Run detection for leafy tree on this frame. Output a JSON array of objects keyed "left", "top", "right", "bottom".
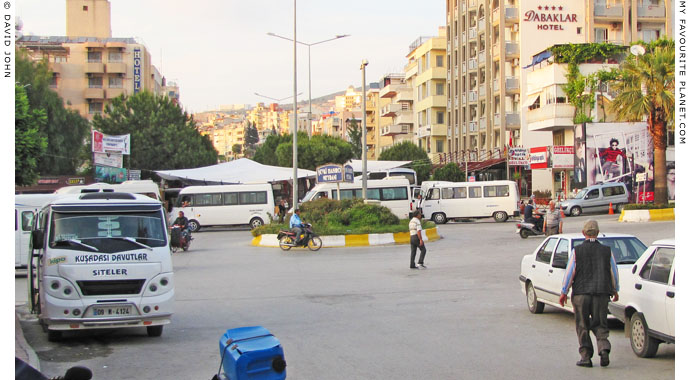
[
  {"left": 431, "top": 162, "right": 464, "bottom": 182},
  {"left": 609, "top": 37, "right": 674, "bottom": 205},
  {"left": 16, "top": 49, "right": 90, "bottom": 175},
  {"left": 253, "top": 133, "right": 292, "bottom": 166},
  {"left": 255, "top": 133, "right": 352, "bottom": 170},
  {"left": 15, "top": 84, "right": 48, "bottom": 186},
  {"left": 232, "top": 144, "right": 243, "bottom": 159},
  {"left": 92, "top": 91, "right": 218, "bottom": 175},
  {"left": 347, "top": 119, "right": 362, "bottom": 158},
  {"left": 378, "top": 141, "right": 432, "bottom": 182},
  {"left": 243, "top": 122, "right": 260, "bottom": 158}
]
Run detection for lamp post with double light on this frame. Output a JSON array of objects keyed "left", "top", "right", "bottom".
[{"left": 267, "top": 32, "right": 350, "bottom": 137}]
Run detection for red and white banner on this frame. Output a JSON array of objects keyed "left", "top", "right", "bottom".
[
  {"left": 92, "top": 131, "right": 131, "bottom": 155},
  {"left": 530, "top": 147, "right": 548, "bottom": 169},
  {"left": 551, "top": 145, "right": 574, "bottom": 169}
]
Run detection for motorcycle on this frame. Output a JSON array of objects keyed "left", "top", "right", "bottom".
[
  {"left": 16, "top": 357, "right": 92, "bottom": 380},
  {"left": 170, "top": 224, "right": 192, "bottom": 252},
  {"left": 516, "top": 215, "right": 545, "bottom": 239},
  {"left": 277, "top": 223, "right": 322, "bottom": 251}
]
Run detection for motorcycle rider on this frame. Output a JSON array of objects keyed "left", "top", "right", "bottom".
[
  {"left": 290, "top": 209, "right": 306, "bottom": 245},
  {"left": 524, "top": 198, "right": 543, "bottom": 232},
  {"left": 173, "top": 210, "right": 191, "bottom": 241}
]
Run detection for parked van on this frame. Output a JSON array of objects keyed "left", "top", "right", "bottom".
[
  {"left": 15, "top": 194, "right": 61, "bottom": 269},
  {"left": 559, "top": 182, "right": 629, "bottom": 216},
  {"left": 300, "top": 178, "right": 413, "bottom": 219},
  {"left": 170, "top": 183, "right": 274, "bottom": 231},
  {"left": 28, "top": 192, "right": 173, "bottom": 341},
  {"left": 55, "top": 180, "right": 162, "bottom": 202},
  {"left": 420, "top": 180, "right": 520, "bottom": 223}
]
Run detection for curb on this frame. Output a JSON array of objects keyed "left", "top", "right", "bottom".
[
  {"left": 15, "top": 312, "right": 41, "bottom": 371},
  {"left": 251, "top": 227, "right": 442, "bottom": 248},
  {"left": 618, "top": 208, "right": 675, "bottom": 222}
]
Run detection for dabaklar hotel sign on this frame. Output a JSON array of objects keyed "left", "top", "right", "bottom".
[{"left": 523, "top": 4, "right": 577, "bottom": 31}]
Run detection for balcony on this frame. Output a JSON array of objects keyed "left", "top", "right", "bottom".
[
  {"left": 527, "top": 103, "right": 577, "bottom": 131},
  {"left": 479, "top": 117, "right": 487, "bottom": 130},
  {"left": 418, "top": 95, "right": 447, "bottom": 110},
  {"left": 417, "top": 124, "right": 447, "bottom": 138},
  {"left": 493, "top": 112, "right": 520, "bottom": 129},
  {"left": 469, "top": 27, "right": 477, "bottom": 40},
  {"left": 85, "top": 62, "right": 104, "bottom": 73},
  {"left": 462, "top": 93, "right": 466, "bottom": 105},
  {"left": 637, "top": 5, "right": 665, "bottom": 18},
  {"left": 468, "top": 58, "right": 478, "bottom": 70},
  {"left": 468, "top": 90, "right": 478, "bottom": 102},
  {"left": 478, "top": 18, "right": 485, "bottom": 32},
  {"left": 84, "top": 88, "right": 104, "bottom": 99},
  {"left": 479, "top": 85, "right": 486, "bottom": 97},
  {"left": 462, "top": 31, "right": 466, "bottom": 43},
  {"left": 106, "top": 88, "right": 125, "bottom": 98},
  {"left": 469, "top": 121, "right": 478, "bottom": 133},
  {"left": 462, "top": 123, "right": 467, "bottom": 134},
  {"left": 505, "top": 7, "right": 519, "bottom": 23},
  {"left": 366, "top": 100, "right": 376, "bottom": 110},
  {"left": 381, "top": 124, "right": 411, "bottom": 136},
  {"left": 394, "top": 111, "right": 414, "bottom": 125},
  {"left": 505, "top": 42, "right": 519, "bottom": 58},
  {"left": 379, "top": 82, "right": 405, "bottom": 98},
  {"left": 106, "top": 62, "right": 127, "bottom": 74},
  {"left": 462, "top": 62, "right": 466, "bottom": 74},
  {"left": 506, "top": 77, "right": 520, "bottom": 93},
  {"left": 594, "top": 5, "right": 624, "bottom": 18},
  {"left": 380, "top": 103, "right": 399, "bottom": 117},
  {"left": 478, "top": 51, "right": 485, "bottom": 65}
]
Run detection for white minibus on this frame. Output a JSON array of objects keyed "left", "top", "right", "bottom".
[
  {"left": 420, "top": 180, "right": 520, "bottom": 223},
  {"left": 28, "top": 192, "right": 174, "bottom": 341},
  {"left": 300, "top": 178, "right": 414, "bottom": 219},
  {"left": 354, "top": 168, "right": 418, "bottom": 185},
  {"left": 55, "top": 180, "right": 162, "bottom": 202},
  {"left": 15, "top": 194, "right": 61, "bottom": 269},
  {"left": 170, "top": 183, "right": 274, "bottom": 231}
]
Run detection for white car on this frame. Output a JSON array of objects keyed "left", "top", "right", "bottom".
[
  {"left": 608, "top": 238, "right": 675, "bottom": 358},
  {"left": 519, "top": 233, "right": 647, "bottom": 315}
]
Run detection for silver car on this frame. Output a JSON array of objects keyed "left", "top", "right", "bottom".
[{"left": 560, "top": 183, "right": 629, "bottom": 216}]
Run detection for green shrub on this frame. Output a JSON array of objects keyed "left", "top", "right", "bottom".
[{"left": 621, "top": 203, "right": 675, "bottom": 210}]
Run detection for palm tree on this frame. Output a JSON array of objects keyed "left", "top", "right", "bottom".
[{"left": 609, "top": 38, "right": 674, "bottom": 205}]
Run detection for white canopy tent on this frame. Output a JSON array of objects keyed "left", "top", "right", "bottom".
[
  {"left": 155, "top": 158, "right": 316, "bottom": 184},
  {"left": 346, "top": 159, "right": 411, "bottom": 172}
]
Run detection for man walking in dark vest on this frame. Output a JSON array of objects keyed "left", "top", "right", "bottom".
[{"left": 559, "top": 220, "right": 620, "bottom": 367}]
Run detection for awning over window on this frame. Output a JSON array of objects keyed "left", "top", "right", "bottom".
[
  {"left": 523, "top": 50, "right": 552, "bottom": 69},
  {"left": 525, "top": 93, "right": 541, "bottom": 108}
]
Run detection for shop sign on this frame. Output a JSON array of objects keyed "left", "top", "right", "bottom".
[
  {"left": 343, "top": 165, "right": 354, "bottom": 183},
  {"left": 523, "top": 5, "right": 578, "bottom": 31},
  {"left": 67, "top": 178, "right": 86, "bottom": 185},
  {"left": 133, "top": 48, "right": 142, "bottom": 94},
  {"left": 551, "top": 146, "right": 574, "bottom": 169},
  {"left": 37, "top": 178, "right": 60, "bottom": 185},
  {"left": 127, "top": 170, "right": 141, "bottom": 181},
  {"left": 530, "top": 147, "right": 548, "bottom": 169},
  {"left": 508, "top": 148, "right": 529, "bottom": 166},
  {"left": 316, "top": 164, "right": 344, "bottom": 183},
  {"left": 94, "top": 152, "right": 123, "bottom": 168},
  {"left": 468, "top": 176, "right": 476, "bottom": 182}
]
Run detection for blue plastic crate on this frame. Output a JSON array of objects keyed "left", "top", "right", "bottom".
[{"left": 218, "top": 326, "right": 286, "bottom": 380}]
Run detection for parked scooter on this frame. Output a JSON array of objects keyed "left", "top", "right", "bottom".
[
  {"left": 16, "top": 357, "right": 92, "bottom": 380},
  {"left": 170, "top": 225, "right": 191, "bottom": 252},
  {"left": 516, "top": 215, "right": 545, "bottom": 239},
  {"left": 277, "top": 223, "right": 322, "bottom": 251}
]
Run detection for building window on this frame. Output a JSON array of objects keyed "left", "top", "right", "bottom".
[
  {"left": 108, "top": 51, "right": 122, "bottom": 62},
  {"left": 89, "top": 102, "right": 103, "bottom": 114},
  {"left": 88, "top": 76, "right": 103, "bottom": 88},
  {"left": 87, "top": 51, "right": 102, "bottom": 63},
  {"left": 436, "top": 54, "right": 444, "bottom": 67},
  {"left": 436, "top": 83, "right": 444, "bottom": 96},
  {"left": 553, "top": 130, "right": 565, "bottom": 146},
  {"left": 594, "top": 28, "right": 608, "bottom": 43},
  {"left": 437, "top": 112, "right": 444, "bottom": 124},
  {"left": 50, "top": 73, "right": 58, "bottom": 88},
  {"left": 577, "top": 27, "right": 582, "bottom": 34},
  {"left": 54, "top": 56, "right": 67, "bottom": 63},
  {"left": 109, "top": 76, "right": 123, "bottom": 88},
  {"left": 641, "top": 29, "right": 661, "bottom": 43},
  {"left": 83, "top": 5, "right": 88, "bottom": 11},
  {"left": 436, "top": 140, "right": 444, "bottom": 153}
]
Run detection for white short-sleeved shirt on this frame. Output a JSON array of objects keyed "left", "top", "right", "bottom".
[{"left": 409, "top": 217, "right": 422, "bottom": 236}]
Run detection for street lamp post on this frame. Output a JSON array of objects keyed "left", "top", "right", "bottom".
[
  {"left": 254, "top": 92, "right": 303, "bottom": 103},
  {"left": 267, "top": 32, "right": 350, "bottom": 138},
  {"left": 292, "top": 0, "right": 298, "bottom": 212},
  {"left": 360, "top": 59, "right": 368, "bottom": 200}
]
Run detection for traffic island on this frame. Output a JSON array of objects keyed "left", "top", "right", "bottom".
[
  {"left": 618, "top": 208, "right": 675, "bottom": 222},
  {"left": 251, "top": 227, "right": 441, "bottom": 248}
]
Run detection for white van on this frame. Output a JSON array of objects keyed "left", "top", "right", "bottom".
[
  {"left": 28, "top": 192, "right": 174, "bottom": 341},
  {"left": 170, "top": 183, "right": 274, "bottom": 231},
  {"left": 55, "top": 180, "right": 162, "bottom": 202},
  {"left": 355, "top": 168, "right": 418, "bottom": 185},
  {"left": 15, "top": 194, "right": 62, "bottom": 269},
  {"left": 301, "top": 178, "right": 414, "bottom": 219},
  {"left": 420, "top": 180, "right": 520, "bottom": 223}
]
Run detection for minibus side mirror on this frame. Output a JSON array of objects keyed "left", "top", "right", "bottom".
[{"left": 31, "top": 230, "right": 45, "bottom": 250}]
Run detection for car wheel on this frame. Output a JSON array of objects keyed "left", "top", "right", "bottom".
[
  {"left": 519, "top": 229, "right": 530, "bottom": 239},
  {"left": 308, "top": 237, "right": 322, "bottom": 251},
  {"left": 188, "top": 219, "right": 200, "bottom": 232},
  {"left": 147, "top": 325, "right": 164, "bottom": 337},
  {"left": 47, "top": 330, "right": 62, "bottom": 342},
  {"left": 250, "top": 217, "right": 264, "bottom": 229},
  {"left": 526, "top": 282, "right": 544, "bottom": 314},
  {"left": 432, "top": 213, "right": 447, "bottom": 224},
  {"left": 493, "top": 211, "right": 508, "bottom": 223},
  {"left": 570, "top": 206, "right": 582, "bottom": 217},
  {"left": 279, "top": 236, "right": 293, "bottom": 251},
  {"left": 630, "top": 312, "right": 660, "bottom": 358}
]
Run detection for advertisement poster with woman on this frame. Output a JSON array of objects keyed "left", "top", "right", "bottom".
[{"left": 585, "top": 122, "right": 653, "bottom": 202}]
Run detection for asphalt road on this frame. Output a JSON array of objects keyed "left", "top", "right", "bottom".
[{"left": 16, "top": 214, "right": 675, "bottom": 379}]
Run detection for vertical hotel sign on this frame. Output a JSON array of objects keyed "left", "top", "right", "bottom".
[{"left": 133, "top": 48, "right": 142, "bottom": 94}]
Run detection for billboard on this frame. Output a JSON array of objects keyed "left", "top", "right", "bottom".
[
  {"left": 509, "top": 148, "right": 530, "bottom": 166},
  {"left": 550, "top": 146, "right": 574, "bottom": 169},
  {"left": 529, "top": 147, "right": 548, "bottom": 169},
  {"left": 95, "top": 166, "right": 128, "bottom": 183},
  {"left": 94, "top": 152, "right": 123, "bottom": 168},
  {"left": 93, "top": 131, "right": 131, "bottom": 155}
]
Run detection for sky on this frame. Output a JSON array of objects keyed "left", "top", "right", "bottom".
[{"left": 15, "top": 0, "right": 447, "bottom": 113}]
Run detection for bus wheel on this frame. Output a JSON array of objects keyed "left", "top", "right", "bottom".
[
  {"left": 188, "top": 219, "right": 200, "bottom": 232},
  {"left": 147, "top": 325, "right": 163, "bottom": 337},
  {"left": 432, "top": 213, "right": 447, "bottom": 224},
  {"left": 493, "top": 211, "right": 508, "bottom": 223},
  {"left": 250, "top": 217, "right": 264, "bottom": 229}
]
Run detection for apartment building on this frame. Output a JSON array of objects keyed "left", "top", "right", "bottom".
[
  {"left": 365, "top": 87, "right": 388, "bottom": 160},
  {"left": 378, "top": 73, "right": 414, "bottom": 152},
  {"left": 406, "top": 28, "right": 448, "bottom": 162},
  {"left": 16, "top": 0, "right": 169, "bottom": 121},
  {"left": 334, "top": 86, "right": 363, "bottom": 111}
]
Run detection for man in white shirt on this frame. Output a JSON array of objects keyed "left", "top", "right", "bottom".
[{"left": 409, "top": 210, "right": 426, "bottom": 269}]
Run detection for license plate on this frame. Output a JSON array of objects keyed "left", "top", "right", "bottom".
[{"left": 92, "top": 305, "right": 132, "bottom": 317}]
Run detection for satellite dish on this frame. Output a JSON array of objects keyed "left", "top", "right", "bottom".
[{"left": 630, "top": 45, "right": 646, "bottom": 56}]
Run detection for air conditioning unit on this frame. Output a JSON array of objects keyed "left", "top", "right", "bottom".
[
  {"left": 637, "top": 22, "right": 642, "bottom": 31},
  {"left": 513, "top": 130, "right": 520, "bottom": 138},
  {"left": 513, "top": 94, "right": 520, "bottom": 103},
  {"left": 118, "top": 73, "right": 125, "bottom": 77},
  {"left": 512, "top": 24, "right": 519, "bottom": 33},
  {"left": 511, "top": 58, "right": 519, "bottom": 67},
  {"left": 611, "top": 22, "right": 620, "bottom": 30},
  {"left": 87, "top": 73, "right": 93, "bottom": 78}
]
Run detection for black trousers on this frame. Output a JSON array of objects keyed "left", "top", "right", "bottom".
[
  {"left": 410, "top": 235, "right": 426, "bottom": 267},
  {"left": 572, "top": 294, "right": 611, "bottom": 359}
]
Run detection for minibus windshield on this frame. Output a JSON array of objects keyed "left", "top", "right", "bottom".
[{"left": 50, "top": 211, "right": 167, "bottom": 252}]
